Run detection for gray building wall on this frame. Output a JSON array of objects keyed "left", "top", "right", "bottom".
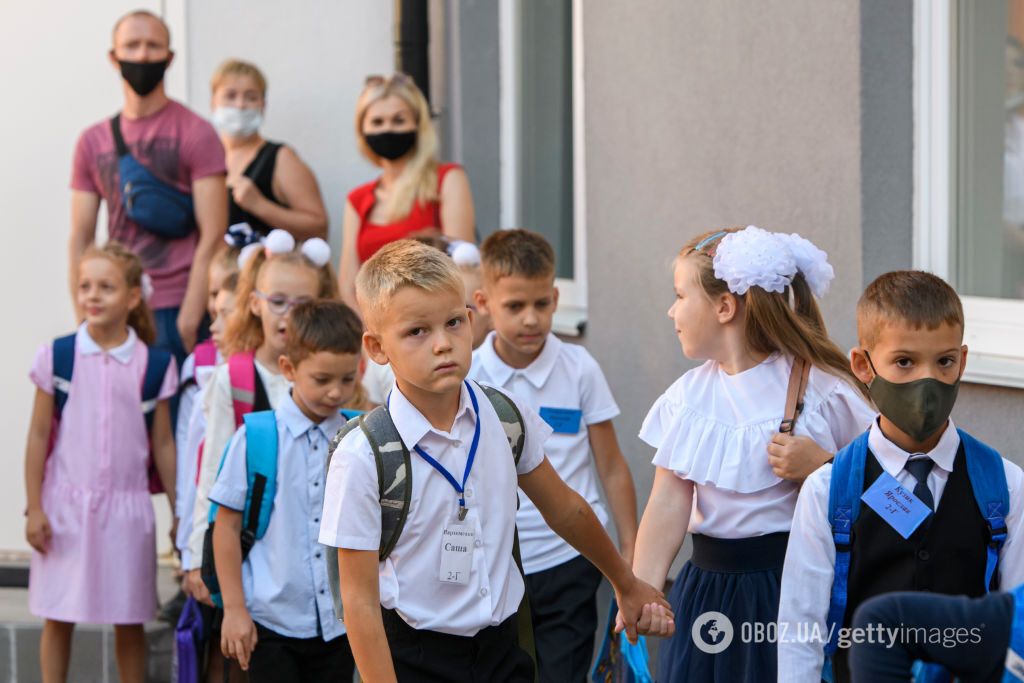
[
  {"left": 580, "top": 0, "right": 1022, "bottom": 507},
  {"left": 582, "top": 0, "right": 864, "bottom": 503},
  {"left": 440, "top": 0, "right": 501, "bottom": 238}
]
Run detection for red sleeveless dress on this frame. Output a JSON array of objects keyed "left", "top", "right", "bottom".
[{"left": 351, "top": 162, "right": 460, "bottom": 263}]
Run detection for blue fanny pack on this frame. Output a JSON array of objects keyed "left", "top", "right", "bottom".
[{"left": 111, "top": 114, "right": 195, "bottom": 240}]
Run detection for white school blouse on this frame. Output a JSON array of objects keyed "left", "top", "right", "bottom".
[
  {"left": 777, "top": 419, "right": 1024, "bottom": 681},
  {"left": 187, "top": 359, "right": 291, "bottom": 561},
  {"left": 469, "top": 332, "right": 620, "bottom": 574},
  {"left": 318, "top": 381, "right": 552, "bottom": 637},
  {"left": 639, "top": 353, "right": 874, "bottom": 538}
]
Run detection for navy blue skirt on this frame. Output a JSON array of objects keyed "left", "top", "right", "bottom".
[{"left": 656, "top": 532, "right": 789, "bottom": 683}]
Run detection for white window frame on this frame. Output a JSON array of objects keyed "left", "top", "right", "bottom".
[
  {"left": 499, "top": 0, "right": 588, "bottom": 336},
  {"left": 914, "top": 0, "right": 1024, "bottom": 389}
]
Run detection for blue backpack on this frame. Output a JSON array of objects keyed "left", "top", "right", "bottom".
[
  {"left": 200, "top": 409, "right": 363, "bottom": 607},
  {"left": 110, "top": 114, "right": 195, "bottom": 240},
  {"left": 51, "top": 332, "right": 172, "bottom": 494},
  {"left": 822, "top": 429, "right": 1010, "bottom": 682},
  {"left": 1004, "top": 584, "right": 1024, "bottom": 682}
]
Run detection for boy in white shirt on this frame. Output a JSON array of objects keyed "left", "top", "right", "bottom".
[
  {"left": 212, "top": 301, "right": 363, "bottom": 681},
  {"left": 469, "top": 229, "right": 638, "bottom": 682},
  {"left": 777, "top": 271, "right": 1024, "bottom": 682},
  {"left": 319, "top": 240, "right": 670, "bottom": 683}
]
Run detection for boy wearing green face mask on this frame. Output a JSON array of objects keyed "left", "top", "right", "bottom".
[{"left": 777, "top": 270, "right": 1024, "bottom": 683}]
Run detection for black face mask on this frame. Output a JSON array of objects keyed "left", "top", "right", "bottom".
[
  {"left": 118, "top": 59, "right": 170, "bottom": 96},
  {"left": 865, "top": 352, "right": 960, "bottom": 443},
  {"left": 365, "top": 130, "right": 417, "bottom": 161}
]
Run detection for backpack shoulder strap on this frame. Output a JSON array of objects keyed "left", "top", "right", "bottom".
[
  {"left": 477, "top": 383, "right": 526, "bottom": 465},
  {"left": 823, "top": 429, "right": 871, "bottom": 663},
  {"left": 358, "top": 406, "right": 412, "bottom": 561},
  {"left": 52, "top": 334, "right": 77, "bottom": 416},
  {"left": 193, "top": 339, "right": 218, "bottom": 368},
  {"left": 141, "top": 346, "right": 172, "bottom": 431},
  {"left": 323, "top": 413, "right": 366, "bottom": 624},
  {"left": 242, "top": 410, "right": 279, "bottom": 542},
  {"left": 475, "top": 382, "right": 536, "bottom": 673},
  {"left": 960, "top": 429, "right": 1010, "bottom": 592},
  {"left": 110, "top": 114, "right": 129, "bottom": 158},
  {"left": 228, "top": 351, "right": 256, "bottom": 428}
]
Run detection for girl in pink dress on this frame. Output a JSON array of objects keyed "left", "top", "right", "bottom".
[{"left": 24, "top": 243, "right": 178, "bottom": 683}]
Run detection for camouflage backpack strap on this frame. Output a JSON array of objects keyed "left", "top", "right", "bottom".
[
  {"left": 478, "top": 384, "right": 526, "bottom": 465},
  {"left": 323, "top": 407, "right": 412, "bottom": 623},
  {"left": 324, "top": 415, "right": 365, "bottom": 623},
  {"left": 477, "top": 384, "right": 536, "bottom": 679}
]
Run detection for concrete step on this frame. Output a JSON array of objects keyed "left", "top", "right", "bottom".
[{"left": 0, "top": 565, "right": 180, "bottom": 683}]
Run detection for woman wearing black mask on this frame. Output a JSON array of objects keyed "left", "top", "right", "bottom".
[{"left": 337, "top": 73, "right": 476, "bottom": 309}]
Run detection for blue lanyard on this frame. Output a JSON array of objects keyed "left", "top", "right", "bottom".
[{"left": 388, "top": 381, "right": 482, "bottom": 520}]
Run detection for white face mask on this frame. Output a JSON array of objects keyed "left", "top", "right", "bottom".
[{"left": 212, "top": 106, "right": 263, "bottom": 138}]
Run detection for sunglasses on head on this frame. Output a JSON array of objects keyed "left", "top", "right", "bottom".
[{"left": 364, "top": 72, "right": 413, "bottom": 89}]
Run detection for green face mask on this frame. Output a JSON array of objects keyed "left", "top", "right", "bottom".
[{"left": 864, "top": 352, "right": 960, "bottom": 443}]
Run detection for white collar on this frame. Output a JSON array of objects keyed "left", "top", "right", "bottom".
[
  {"left": 868, "top": 417, "right": 961, "bottom": 476},
  {"left": 75, "top": 323, "right": 137, "bottom": 365},
  {"left": 277, "top": 391, "right": 348, "bottom": 441},
  {"left": 388, "top": 381, "right": 477, "bottom": 449},
  {"left": 476, "top": 331, "right": 561, "bottom": 389}
]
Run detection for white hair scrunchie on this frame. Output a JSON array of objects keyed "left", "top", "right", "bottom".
[
  {"left": 448, "top": 240, "right": 481, "bottom": 267},
  {"left": 264, "top": 229, "right": 296, "bottom": 256},
  {"left": 711, "top": 225, "right": 833, "bottom": 297},
  {"left": 300, "top": 238, "right": 332, "bottom": 268},
  {"left": 238, "top": 242, "right": 264, "bottom": 269}
]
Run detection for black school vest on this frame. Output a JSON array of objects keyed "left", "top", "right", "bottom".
[{"left": 833, "top": 444, "right": 993, "bottom": 682}]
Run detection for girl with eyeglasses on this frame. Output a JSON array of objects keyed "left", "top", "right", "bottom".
[{"left": 185, "top": 231, "right": 339, "bottom": 625}]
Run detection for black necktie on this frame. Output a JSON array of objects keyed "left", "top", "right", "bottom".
[{"left": 905, "top": 458, "right": 935, "bottom": 511}]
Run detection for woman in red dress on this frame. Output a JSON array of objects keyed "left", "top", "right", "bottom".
[{"left": 337, "top": 73, "right": 476, "bottom": 308}]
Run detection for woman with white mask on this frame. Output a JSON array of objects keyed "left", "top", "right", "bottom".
[{"left": 210, "top": 59, "right": 327, "bottom": 239}]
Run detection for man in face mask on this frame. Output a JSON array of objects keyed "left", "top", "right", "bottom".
[
  {"left": 69, "top": 10, "right": 227, "bottom": 367},
  {"left": 778, "top": 270, "right": 1024, "bottom": 683}
]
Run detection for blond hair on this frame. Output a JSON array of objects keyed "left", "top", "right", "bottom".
[
  {"left": 355, "top": 74, "right": 438, "bottom": 222},
  {"left": 857, "top": 271, "right": 964, "bottom": 348},
  {"left": 81, "top": 242, "right": 156, "bottom": 345},
  {"left": 681, "top": 228, "right": 868, "bottom": 399},
  {"left": 224, "top": 248, "right": 340, "bottom": 356},
  {"left": 356, "top": 239, "right": 464, "bottom": 326},
  {"left": 210, "top": 59, "right": 267, "bottom": 98}
]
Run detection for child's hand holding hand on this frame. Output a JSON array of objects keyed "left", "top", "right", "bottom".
[
  {"left": 616, "top": 603, "right": 676, "bottom": 639},
  {"left": 184, "top": 568, "right": 214, "bottom": 606},
  {"left": 767, "top": 433, "right": 832, "bottom": 482},
  {"left": 25, "top": 508, "right": 51, "bottom": 554},
  {"left": 221, "top": 606, "right": 258, "bottom": 671},
  {"left": 613, "top": 575, "right": 672, "bottom": 644}
]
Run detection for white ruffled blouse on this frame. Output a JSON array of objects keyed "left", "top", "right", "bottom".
[{"left": 639, "top": 353, "right": 875, "bottom": 538}]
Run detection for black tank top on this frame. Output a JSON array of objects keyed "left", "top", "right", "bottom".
[{"left": 228, "top": 141, "right": 283, "bottom": 236}]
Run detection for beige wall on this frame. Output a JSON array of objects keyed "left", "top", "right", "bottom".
[
  {"left": 581, "top": 1, "right": 864, "bottom": 505},
  {"left": 0, "top": 1, "right": 392, "bottom": 553},
  {"left": 0, "top": 0, "right": 163, "bottom": 553}
]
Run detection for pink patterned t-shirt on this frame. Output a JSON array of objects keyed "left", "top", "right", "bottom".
[{"left": 71, "top": 100, "right": 226, "bottom": 310}]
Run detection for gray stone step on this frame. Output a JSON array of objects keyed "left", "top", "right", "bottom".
[{"left": 0, "top": 565, "right": 180, "bottom": 683}]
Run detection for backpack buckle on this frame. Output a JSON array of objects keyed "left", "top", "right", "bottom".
[{"left": 779, "top": 419, "right": 795, "bottom": 434}]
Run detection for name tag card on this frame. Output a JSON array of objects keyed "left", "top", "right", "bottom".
[
  {"left": 439, "top": 515, "right": 475, "bottom": 585},
  {"left": 861, "top": 471, "right": 932, "bottom": 539},
  {"left": 539, "top": 407, "right": 583, "bottom": 434}
]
